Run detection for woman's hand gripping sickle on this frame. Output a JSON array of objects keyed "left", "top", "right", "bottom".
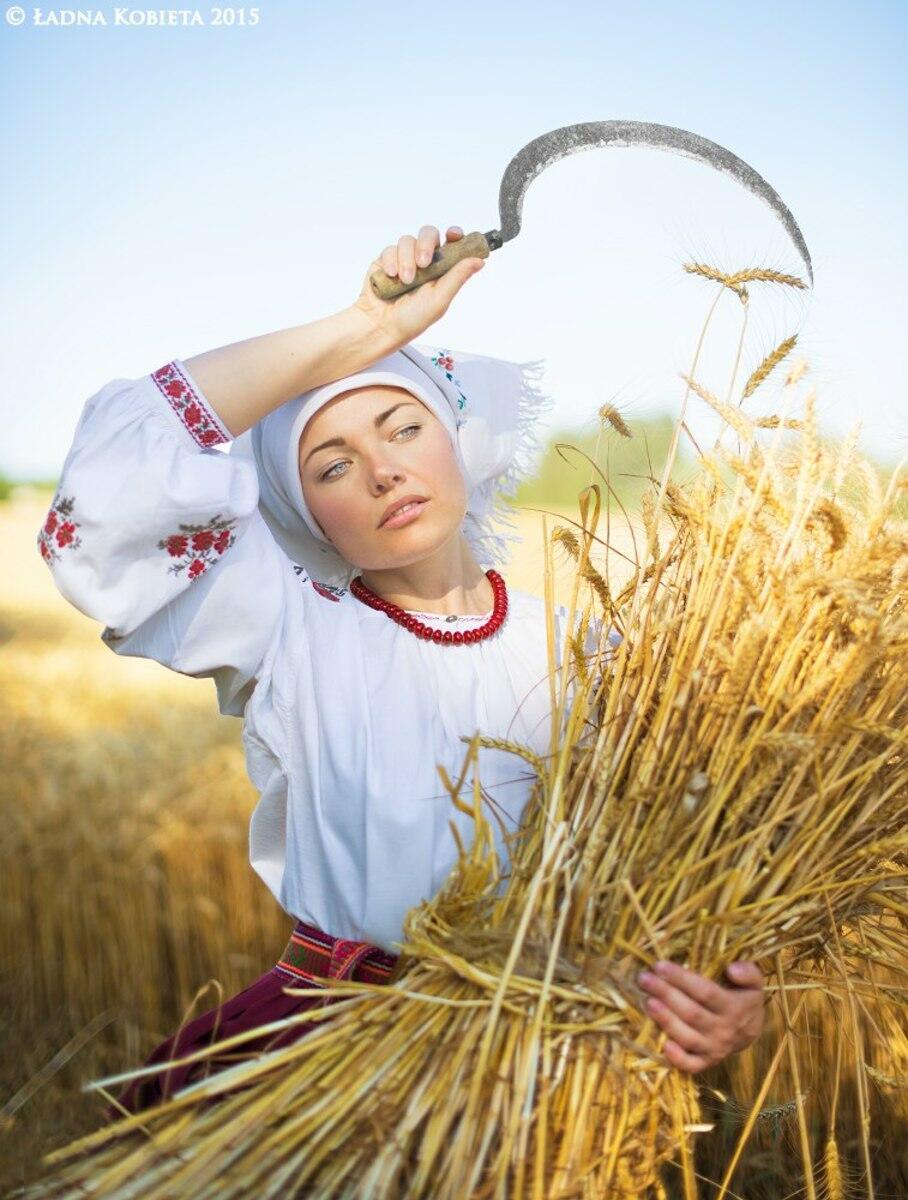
[
  {"left": 637, "top": 959, "right": 766, "bottom": 1073},
  {"left": 351, "top": 224, "right": 486, "bottom": 355}
]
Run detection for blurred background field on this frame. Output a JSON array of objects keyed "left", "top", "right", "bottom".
[{"left": 1, "top": 417, "right": 905, "bottom": 1196}]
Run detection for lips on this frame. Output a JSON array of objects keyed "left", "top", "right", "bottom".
[{"left": 379, "top": 494, "right": 430, "bottom": 527}]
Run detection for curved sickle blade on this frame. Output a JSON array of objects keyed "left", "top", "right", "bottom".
[{"left": 486, "top": 120, "right": 813, "bottom": 286}]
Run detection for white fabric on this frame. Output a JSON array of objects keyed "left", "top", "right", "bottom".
[{"left": 40, "top": 361, "right": 600, "bottom": 953}]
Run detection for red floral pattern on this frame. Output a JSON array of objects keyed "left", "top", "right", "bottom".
[
  {"left": 151, "top": 361, "right": 230, "bottom": 449},
  {"left": 430, "top": 347, "right": 468, "bottom": 411},
  {"left": 291, "top": 564, "right": 347, "bottom": 602},
  {"left": 311, "top": 579, "right": 342, "bottom": 602},
  {"left": 158, "top": 514, "right": 238, "bottom": 579},
  {"left": 37, "top": 494, "right": 82, "bottom": 564}
]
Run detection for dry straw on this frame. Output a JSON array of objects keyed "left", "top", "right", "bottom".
[{"left": 17, "top": 265, "right": 908, "bottom": 1200}]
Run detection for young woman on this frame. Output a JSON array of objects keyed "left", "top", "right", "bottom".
[{"left": 39, "top": 224, "right": 766, "bottom": 1116}]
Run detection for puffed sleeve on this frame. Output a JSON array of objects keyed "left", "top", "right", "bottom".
[{"left": 37, "top": 359, "right": 290, "bottom": 717}]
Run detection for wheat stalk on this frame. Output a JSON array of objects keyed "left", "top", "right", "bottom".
[{"left": 19, "top": 281, "right": 907, "bottom": 1200}]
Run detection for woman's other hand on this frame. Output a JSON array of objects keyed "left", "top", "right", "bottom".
[
  {"left": 351, "top": 225, "right": 486, "bottom": 353},
  {"left": 636, "top": 959, "right": 766, "bottom": 1073}
]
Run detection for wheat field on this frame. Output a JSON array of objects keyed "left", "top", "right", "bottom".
[
  {"left": 4, "top": 254, "right": 907, "bottom": 1196},
  {"left": 2, "top": 482, "right": 905, "bottom": 1197}
]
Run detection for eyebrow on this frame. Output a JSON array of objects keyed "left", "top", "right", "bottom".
[{"left": 302, "top": 401, "right": 419, "bottom": 467}]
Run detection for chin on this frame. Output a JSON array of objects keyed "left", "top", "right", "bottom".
[{"left": 346, "top": 518, "right": 462, "bottom": 572}]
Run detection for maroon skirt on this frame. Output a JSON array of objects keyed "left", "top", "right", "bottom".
[{"left": 107, "top": 919, "right": 400, "bottom": 1120}]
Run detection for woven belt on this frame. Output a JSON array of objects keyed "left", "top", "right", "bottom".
[{"left": 275, "top": 918, "right": 399, "bottom": 987}]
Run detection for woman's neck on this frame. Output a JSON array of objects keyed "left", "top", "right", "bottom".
[{"left": 357, "top": 534, "right": 495, "bottom": 616}]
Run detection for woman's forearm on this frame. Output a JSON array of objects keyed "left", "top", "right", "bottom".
[{"left": 182, "top": 305, "right": 395, "bottom": 439}]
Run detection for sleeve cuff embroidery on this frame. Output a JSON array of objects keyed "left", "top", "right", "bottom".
[{"left": 151, "top": 360, "right": 232, "bottom": 448}]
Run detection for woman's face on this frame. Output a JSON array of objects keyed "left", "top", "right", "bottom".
[{"left": 297, "top": 385, "right": 468, "bottom": 570}]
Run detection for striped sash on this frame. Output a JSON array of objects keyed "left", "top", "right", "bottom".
[{"left": 276, "top": 918, "right": 399, "bottom": 987}]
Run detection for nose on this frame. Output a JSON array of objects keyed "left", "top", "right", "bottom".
[{"left": 367, "top": 455, "right": 405, "bottom": 493}]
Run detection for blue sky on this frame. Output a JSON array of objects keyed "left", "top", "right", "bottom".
[{"left": 2, "top": 0, "right": 906, "bottom": 478}]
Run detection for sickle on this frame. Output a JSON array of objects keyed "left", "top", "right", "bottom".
[{"left": 370, "top": 119, "right": 813, "bottom": 300}]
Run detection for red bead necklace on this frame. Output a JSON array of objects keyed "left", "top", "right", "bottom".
[{"left": 349, "top": 568, "right": 508, "bottom": 644}]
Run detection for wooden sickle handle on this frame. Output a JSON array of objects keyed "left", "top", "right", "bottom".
[{"left": 369, "top": 231, "right": 491, "bottom": 301}]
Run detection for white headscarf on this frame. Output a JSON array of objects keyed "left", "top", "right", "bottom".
[{"left": 227, "top": 341, "right": 555, "bottom": 588}]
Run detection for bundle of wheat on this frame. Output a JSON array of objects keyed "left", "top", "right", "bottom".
[{"left": 18, "top": 276, "right": 907, "bottom": 1200}]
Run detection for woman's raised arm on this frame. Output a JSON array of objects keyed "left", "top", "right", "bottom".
[
  {"left": 182, "top": 225, "right": 485, "bottom": 439},
  {"left": 37, "top": 226, "right": 486, "bottom": 713},
  {"left": 182, "top": 306, "right": 394, "bottom": 441}
]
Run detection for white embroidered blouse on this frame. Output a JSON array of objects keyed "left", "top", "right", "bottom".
[{"left": 39, "top": 360, "right": 599, "bottom": 954}]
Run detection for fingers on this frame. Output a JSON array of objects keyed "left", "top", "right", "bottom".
[
  {"left": 413, "top": 225, "right": 440, "bottom": 271},
  {"left": 642, "top": 991, "right": 713, "bottom": 1054},
  {"left": 637, "top": 960, "right": 766, "bottom": 1073},
  {"left": 396, "top": 234, "right": 418, "bottom": 284},
  {"left": 662, "top": 1040, "right": 712, "bottom": 1074},
  {"left": 640, "top": 961, "right": 727, "bottom": 1013},
  {"left": 725, "top": 961, "right": 764, "bottom": 989},
  {"left": 638, "top": 970, "right": 714, "bottom": 1033},
  {"left": 637, "top": 965, "right": 719, "bottom": 1069},
  {"left": 378, "top": 225, "right": 465, "bottom": 282}
]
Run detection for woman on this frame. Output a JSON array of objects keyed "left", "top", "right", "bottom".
[{"left": 39, "top": 224, "right": 765, "bottom": 1116}]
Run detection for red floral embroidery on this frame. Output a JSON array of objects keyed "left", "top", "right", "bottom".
[
  {"left": 311, "top": 579, "right": 342, "bottom": 602},
  {"left": 37, "top": 494, "right": 82, "bottom": 564},
  {"left": 151, "top": 361, "right": 230, "bottom": 449},
  {"left": 292, "top": 565, "right": 347, "bottom": 602},
  {"left": 158, "top": 513, "right": 238, "bottom": 579},
  {"left": 430, "top": 347, "right": 468, "bottom": 411}
]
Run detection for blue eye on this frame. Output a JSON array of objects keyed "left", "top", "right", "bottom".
[{"left": 318, "top": 424, "right": 421, "bottom": 481}]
